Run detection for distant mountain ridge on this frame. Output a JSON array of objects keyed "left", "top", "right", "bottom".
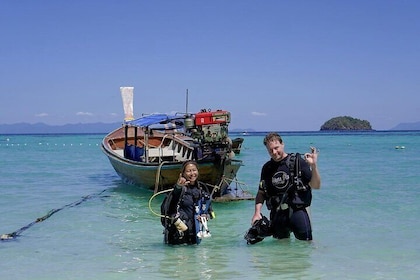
[
  {"left": 0, "top": 122, "right": 121, "bottom": 134},
  {"left": 390, "top": 121, "right": 420, "bottom": 131},
  {"left": 0, "top": 121, "right": 419, "bottom": 134}
]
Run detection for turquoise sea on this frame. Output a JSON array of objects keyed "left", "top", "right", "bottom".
[{"left": 1, "top": 131, "right": 419, "bottom": 279}]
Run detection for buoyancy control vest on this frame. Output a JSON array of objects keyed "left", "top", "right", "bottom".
[
  {"left": 161, "top": 182, "right": 213, "bottom": 244},
  {"left": 261, "top": 153, "right": 312, "bottom": 210}
]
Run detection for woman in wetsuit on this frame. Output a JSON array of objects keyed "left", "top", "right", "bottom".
[{"left": 162, "top": 160, "right": 213, "bottom": 245}]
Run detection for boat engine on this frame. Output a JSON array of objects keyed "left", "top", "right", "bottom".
[{"left": 189, "top": 109, "right": 234, "bottom": 160}]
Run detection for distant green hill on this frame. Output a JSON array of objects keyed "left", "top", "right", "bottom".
[{"left": 320, "top": 116, "right": 372, "bottom": 130}]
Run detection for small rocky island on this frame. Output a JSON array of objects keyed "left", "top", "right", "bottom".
[{"left": 320, "top": 116, "right": 373, "bottom": 130}]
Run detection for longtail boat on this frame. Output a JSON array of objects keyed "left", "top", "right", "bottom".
[{"left": 101, "top": 87, "right": 253, "bottom": 201}]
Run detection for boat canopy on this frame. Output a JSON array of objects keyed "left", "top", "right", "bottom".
[{"left": 125, "top": 113, "right": 185, "bottom": 128}]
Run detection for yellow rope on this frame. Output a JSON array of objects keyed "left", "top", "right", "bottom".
[{"left": 148, "top": 188, "right": 173, "bottom": 218}]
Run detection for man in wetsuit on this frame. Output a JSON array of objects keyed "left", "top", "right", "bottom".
[{"left": 250, "top": 132, "right": 321, "bottom": 241}]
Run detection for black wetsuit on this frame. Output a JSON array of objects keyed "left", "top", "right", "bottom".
[
  {"left": 257, "top": 154, "right": 313, "bottom": 240},
  {"left": 163, "top": 182, "right": 212, "bottom": 245}
]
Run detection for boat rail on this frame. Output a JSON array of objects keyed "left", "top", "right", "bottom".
[
  {"left": 147, "top": 134, "right": 194, "bottom": 162},
  {"left": 105, "top": 131, "right": 195, "bottom": 163}
]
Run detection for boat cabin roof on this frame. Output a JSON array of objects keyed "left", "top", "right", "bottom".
[{"left": 125, "top": 114, "right": 185, "bottom": 128}]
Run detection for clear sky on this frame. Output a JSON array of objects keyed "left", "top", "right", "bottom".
[{"left": 1, "top": 1, "right": 419, "bottom": 131}]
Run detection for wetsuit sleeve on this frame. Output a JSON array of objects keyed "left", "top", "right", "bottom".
[
  {"left": 166, "top": 184, "right": 184, "bottom": 214},
  {"left": 255, "top": 189, "right": 266, "bottom": 204},
  {"left": 255, "top": 162, "right": 270, "bottom": 205},
  {"left": 255, "top": 178, "right": 268, "bottom": 205},
  {"left": 172, "top": 183, "right": 183, "bottom": 197}
]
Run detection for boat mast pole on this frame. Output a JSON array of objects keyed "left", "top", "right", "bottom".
[{"left": 185, "top": 89, "right": 189, "bottom": 116}]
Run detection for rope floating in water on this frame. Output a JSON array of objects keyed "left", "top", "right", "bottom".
[{"left": 1, "top": 189, "right": 108, "bottom": 241}]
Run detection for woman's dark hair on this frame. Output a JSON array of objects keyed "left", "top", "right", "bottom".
[{"left": 181, "top": 160, "right": 199, "bottom": 174}]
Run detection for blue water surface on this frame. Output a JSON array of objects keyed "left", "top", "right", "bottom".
[{"left": 1, "top": 132, "right": 419, "bottom": 279}]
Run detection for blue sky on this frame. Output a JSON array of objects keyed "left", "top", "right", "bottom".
[{"left": 1, "top": 1, "right": 419, "bottom": 131}]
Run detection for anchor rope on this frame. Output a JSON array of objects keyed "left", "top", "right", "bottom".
[{"left": 1, "top": 189, "right": 108, "bottom": 241}]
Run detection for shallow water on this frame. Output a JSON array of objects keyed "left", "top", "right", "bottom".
[{"left": 1, "top": 132, "right": 419, "bottom": 279}]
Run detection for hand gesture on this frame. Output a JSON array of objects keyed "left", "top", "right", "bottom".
[
  {"left": 304, "top": 146, "right": 319, "bottom": 167},
  {"left": 177, "top": 173, "right": 190, "bottom": 186}
]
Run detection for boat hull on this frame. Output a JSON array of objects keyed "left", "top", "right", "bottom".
[{"left": 102, "top": 142, "right": 242, "bottom": 194}]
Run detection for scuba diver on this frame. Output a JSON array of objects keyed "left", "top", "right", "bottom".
[
  {"left": 245, "top": 132, "right": 321, "bottom": 244},
  {"left": 161, "top": 160, "right": 214, "bottom": 245}
]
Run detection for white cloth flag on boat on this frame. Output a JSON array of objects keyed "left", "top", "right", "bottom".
[{"left": 120, "top": 87, "right": 134, "bottom": 121}]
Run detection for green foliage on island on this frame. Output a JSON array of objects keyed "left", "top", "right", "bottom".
[{"left": 320, "top": 116, "right": 372, "bottom": 131}]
